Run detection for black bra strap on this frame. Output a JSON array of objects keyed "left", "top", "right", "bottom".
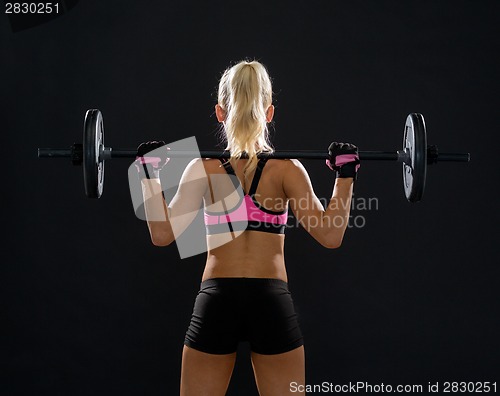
[
  {"left": 219, "top": 158, "right": 236, "bottom": 175},
  {"left": 218, "top": 157, "right": 268, "bottom": 195},
  {"left": 248, "top": 158, "right": 268, "bottom": 196},
  {"left": 218, "top": 158, "right": 240, "bottom": 191}
]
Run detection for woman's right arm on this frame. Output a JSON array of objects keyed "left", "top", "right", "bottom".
[
  {"left": 141, "top": 177, "right": 174, "bottom": 246},
  {"left": 283, "top": 159, "right": 354, "bottom": 248},
  {"left": 141, "top": 158, "right": 207, "bottom": 246}
]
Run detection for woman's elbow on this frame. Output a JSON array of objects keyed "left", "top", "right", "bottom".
[
  {"left": 318, "top": 231, "right": 344, "bottom": 249},
  {"left": 148, "top": 224, "right": 174, "bottom": 246},
  {"left": 151, "top": 233, "right": 174, "bottom": 247},
  {"left": 320, "top": 238, "right": 342, "bottom": 249}
]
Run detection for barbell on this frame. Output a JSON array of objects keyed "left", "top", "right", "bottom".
[{"left": 37, "top": 109, "right": 470, "bottom": 202}]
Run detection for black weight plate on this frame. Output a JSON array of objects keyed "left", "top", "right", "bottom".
[
  {"left": 83, "top": 109, "right": 105, "bottom": 198},
  {"left": 403, "top": 113, "right": 427, "bottom": 202}
]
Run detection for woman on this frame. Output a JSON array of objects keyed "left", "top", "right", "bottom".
[{"left": 136, "top": 60, "right": 359, "bottom": 396}]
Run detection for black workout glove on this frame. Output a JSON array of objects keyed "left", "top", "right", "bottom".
[
  {"left": 326, "top": 142, "right": 360, "bottom": 180},
  {"left": 135, "top": 140, "right": 170, "bottom": 180}
]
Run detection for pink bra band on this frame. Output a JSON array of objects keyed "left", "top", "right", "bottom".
[{"left": 204, "top": 195, "right": 287, "bottom": 226}]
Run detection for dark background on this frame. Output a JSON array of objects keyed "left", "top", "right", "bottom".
[{"left": 1, "top": 1, "right": 499, "bottom": 395}]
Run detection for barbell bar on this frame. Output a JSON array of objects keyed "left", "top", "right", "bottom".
[
  {"left": 36, "top": 148, "right": 469, "bottom": 162},
  {"left": 37, "top": 109, "right": 470, "bottom": 201}
]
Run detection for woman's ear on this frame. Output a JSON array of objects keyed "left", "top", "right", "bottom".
[
  {"left": 215, "top": 104, "right": 226, "bottom": 122},
  {"left": 266, "top": 105, "right": 275, "bottom": 123}
]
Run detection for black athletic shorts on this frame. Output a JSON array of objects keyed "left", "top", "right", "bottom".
[{"left": 184, "top": 277, "right": 304, "bottom": 355}]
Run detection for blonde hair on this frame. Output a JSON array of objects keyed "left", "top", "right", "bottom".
[{"left": 217, "top": 60, "right": 274, "bottom": 180}]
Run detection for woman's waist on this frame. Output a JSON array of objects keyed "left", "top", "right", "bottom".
[
  {"left": 203, "top": 255, "right": 287, "bottom": 282},
  {"left": 199, "top": 277, "right": 290, "bottom": 291}
]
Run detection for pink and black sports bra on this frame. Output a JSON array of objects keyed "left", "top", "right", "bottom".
[{"left": 204, "top": 158, "right": 288, "bottom": 235}]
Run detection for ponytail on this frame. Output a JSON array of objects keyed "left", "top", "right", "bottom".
[{"left": 217, "top": 60, "right": 274, "bottom": 180}]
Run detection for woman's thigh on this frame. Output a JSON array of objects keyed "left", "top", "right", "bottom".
[
  {"left": 251, "top": 346, "right": 305, "bottom": 396},
  {"left": 180, "top": 345, "right": 237, "bottom": 396}
]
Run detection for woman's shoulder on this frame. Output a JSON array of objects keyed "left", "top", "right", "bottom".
[
  {"left": 268, "top": 159, "right": 310, "bottom": 187},
  {"left": 262, "top": 159, "right": 308, "bottom": 187},
  {"left": 267, "top": 158, "right": 303, "bottom": 171},
  {"left": 199, "top": 158, "right": 223, "bottom": 171}
]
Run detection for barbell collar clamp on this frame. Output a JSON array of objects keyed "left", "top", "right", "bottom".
[
  {"left": 100, "top": 147, "right": 113, "bottom": 161},
  {"left": 71, "top": 144, "right": 83, "bottom": 166},
  {"left": 397, "top": 150, "right": 411, "bottom": 165}
]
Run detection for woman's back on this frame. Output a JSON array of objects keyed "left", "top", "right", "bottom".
[{"left": 202, "top": 158, "right": 290, "bottom": 282}]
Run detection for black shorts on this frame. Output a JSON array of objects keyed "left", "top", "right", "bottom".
[{"left": 184, "top": 277, "right": 304, "bottom": 355}]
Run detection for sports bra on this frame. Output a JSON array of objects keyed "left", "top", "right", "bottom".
[{"left": 204, "top": 158, "right": 288, "bottom": 235}]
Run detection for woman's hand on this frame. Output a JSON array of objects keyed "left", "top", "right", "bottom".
[
  {"left": 326, "top": 142, "right": 360, "bottom": 180},
  {"left": 135, "top": 140, "right": 170, "bottom": 180}
]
